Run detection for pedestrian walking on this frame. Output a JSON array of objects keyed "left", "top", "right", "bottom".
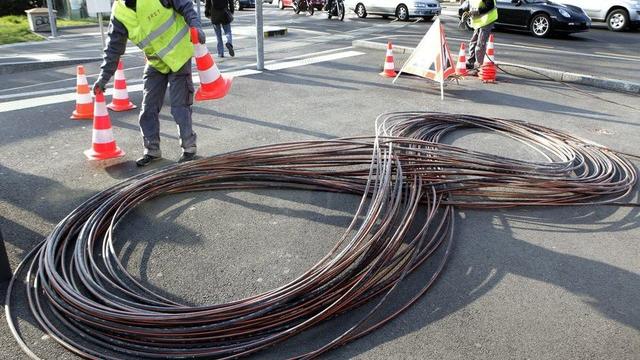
[
  {"left": 205, "top": 0, "right": 235, "bottom": 58},
  {"left": 461, "top": 0, "right": 498, "bottom": 72},
  {"left": 93, "top": 0, "right": 206, "bottom": 167}
]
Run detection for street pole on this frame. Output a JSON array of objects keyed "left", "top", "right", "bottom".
[
  {"left": 255, "top": 0, "right": 264, "bottom": 70},
  {"left": 46, "top": 0, "right": 58, "bottom": 38},
  {"left": 98, "top": 12, "right": 106, "bottom": 49}
]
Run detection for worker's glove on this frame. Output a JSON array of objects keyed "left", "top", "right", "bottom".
[
  {"left": 459, "top": 12, "right": 469, "bottom": 29},
  {"left": 196, "top": 28, "right": 206, "bottom": 44},
  {"left": 93, "top": 78, "right": 107, "bottom": 95}
]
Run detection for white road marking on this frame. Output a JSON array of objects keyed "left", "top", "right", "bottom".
[
  {"left": 287, "top": 27, "right": 331, "bottom": 36},
  {"left": 265, "top": 50, "right": 364, "bottom": 70},
  {"left": 0, "top": 51, "right": 364, "bottom": 112},
  {"left": 594, "top": 52, "right": 640, "bottom": 60},
  {"left": 513, "top": 42, "right": 555, "bottom": 49}
]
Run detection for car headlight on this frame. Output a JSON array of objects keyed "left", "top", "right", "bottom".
[
  {"left": 414, "top": 3, "right": 427, "bottom": 8},
  {"left": 559, "top": 8, "right": 571, "bottom": 18}
]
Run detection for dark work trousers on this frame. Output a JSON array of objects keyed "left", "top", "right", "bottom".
[
  {"left": 139, "top": 60, "right": 196, "bottom": 157},
  {"left": 467, "top": 22, "right": 494, "bottom": 68}
]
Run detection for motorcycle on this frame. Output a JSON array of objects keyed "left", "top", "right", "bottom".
[
  {"left": 292, "top": 0, "right": 314, "bottom": 15},
  {"left": 326, "top": 0, "right": 345, "bottom": 21}
]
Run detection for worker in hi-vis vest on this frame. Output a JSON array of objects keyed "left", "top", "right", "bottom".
[
  {"left": 93, "top": 0, "right": 206, "bottom": 166},
  {"left": 461, "top": 0, "right": 498, "bottom": 72}
]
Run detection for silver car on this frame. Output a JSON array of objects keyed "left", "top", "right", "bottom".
[
  {"left": 347, "top": 0, "right": 441, "bottom": 21},
  {"left": 556, "top": 0, "right": 640, "bottom": 31}
]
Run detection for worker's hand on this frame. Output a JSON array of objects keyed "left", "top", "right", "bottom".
[
  {"left": 196, "top": 28, "right": 206, "bottom": 44},
  {"left": 469, "top": 9, "right": 479, "bottom": 17},
  {"left": 92, "top": 78, "right": 107, "bottom": 95}
]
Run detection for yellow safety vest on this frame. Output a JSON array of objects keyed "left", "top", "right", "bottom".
[
  {"left": 469, "top": 0, "right": 498, "bottom": 29},
  {"left": 113, "top": 0, "right": 193, "bottom": 73}
]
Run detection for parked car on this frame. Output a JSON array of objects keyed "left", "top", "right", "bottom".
[
  {"left": 458, "top": 0, "right": 591, "bottom": 37},
  {"left": 277, "top": 0, "right": 325, "bottom": 10},
  {"left": 346, "top": 0, "right": 441, "bottom": 21},
  {"left": 234, "top": 0, "right": 256, "bottom": 10},
  {"left": 554, "top": 0, "right": 640, "bottom": 31}
]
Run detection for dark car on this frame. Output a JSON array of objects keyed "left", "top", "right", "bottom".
[
  {"left": 458, "top": 0, "right": 591, "bottom": 37},
  {"left": 234, "top": 0, "right": 256, "bottom": 10}
]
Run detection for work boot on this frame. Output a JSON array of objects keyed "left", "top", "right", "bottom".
[
  {"left": 178, "top": 152, "right": 197, "bottom": 163},
  {"left": 136, "top": 154, "right": 160, "bottom": 167},
  {"left": 226, "top": 43, "right": 235, "bottom": 57}
]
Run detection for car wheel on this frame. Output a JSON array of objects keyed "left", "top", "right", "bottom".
[
  {"left": 606, "top": 8, "right": 629, "bottom": 31},
  {"left": 355, "top": 3, "right": 367, "bottom": 18},
  {"left": 396, "top": 4, "right": 409, "bottom": 21},
  {"left": 422, "top": 15, "right": 434, "bottom": 21},
  {"left": 530, "top": 13, "right": 551, "bottom": 37},
  {"left": 278, "top": 0, "right": 284, "bottom": 9}
]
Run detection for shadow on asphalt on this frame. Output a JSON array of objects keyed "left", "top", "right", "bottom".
[{"left": 192, "top": 105, "right": 337, "bottom": 139}]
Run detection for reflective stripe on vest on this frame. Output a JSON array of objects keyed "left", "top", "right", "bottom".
[
  {"left": 138, "top": 12, "right": 178, "bottom": 49},
  {"left": 157, "top": 25, "right": 190, "bottom": 59},
  {"left": 469, "top": 0, "right": 498, "bottom": 29},
  {"left": 113, "top": 0, "right": 193, "bottom": 74}
]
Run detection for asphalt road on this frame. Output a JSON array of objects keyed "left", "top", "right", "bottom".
[
  {"left": 1, "top": 6, "right": 639, "bottom": 360},
  {"left": 1, "top": 4, "right": 639, "bottom": 88}
]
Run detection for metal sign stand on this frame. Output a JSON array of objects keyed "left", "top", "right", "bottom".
[
  {"left": 46, "top": 0, "right": 58, "bottom": 38},
  {"left": 98, "top": 12, "right": 106, "bottom": 49},
  {"left": 255, "top": 0, "right": 264, "bottom": 70},
  {"left": 0, "top": 229, "right": 11, "bottom": 283}
]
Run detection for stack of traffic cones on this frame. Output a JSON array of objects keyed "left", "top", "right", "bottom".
[
  {"left": 380, "top": 40, "right": 397, "bottom": 78},
  {"left": 84, "top": 91, "right": 125, "bottom": 160},
  {"left": 455, "top": 42, "right": 468, "bottom": 76},
  {"left": 107, "top": 60, "right": 136, "bottom": 112},
  {"left": 479, "top": 34, "right": 497, "bottom": 83},
  {"left": 70, "top": 65, "right": 94, "bottom": 120},
  {"left": 190, "top": 27, "right": 232, "bottom": 101}
]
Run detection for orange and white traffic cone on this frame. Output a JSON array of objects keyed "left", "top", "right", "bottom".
[
  {"left": 455, "top": 42, "right": 468, "bottom": 76},
  {"left": 70, "top": 65, "right": 94, "bottom": 120},
  {"left": 84, "top": 91, "right": 125, "bottom": 160},
  {"left": 479, "top": 34, "right": 497, "bottom": 83},
  {"left": 107, "top": 60, "right": 136, "bottom": 112},
  {"left": 379, "top": 40, "right": 397, "bottom": 78},
  {"left": 191, "top": 27, "right": 232, "bottom": 101}
]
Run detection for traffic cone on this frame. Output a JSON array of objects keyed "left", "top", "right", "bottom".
[
  {"left": 107, "top": 60, "right": 136, "bottom": 112},
  {"left": 84, "top": 91, "right": 125, "bottom": 160},
  {"left": 190, "top": 27, "right": 232, "bottom": 101},
  {"left": 70, "top": 65, "right": 93, "bottom": 120},
  {"left": 479, "top": 34, "right": 497, "bottom": 83},
  {"left": 379, "top": 40, "right": 397, "bottom": 78},
  {"left": 455, "top": 42, "right": 468, "bottom": 76}
]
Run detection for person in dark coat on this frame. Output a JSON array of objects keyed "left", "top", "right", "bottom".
[{"left": 205, "top": 0, "right": 235, "bottom": 58}]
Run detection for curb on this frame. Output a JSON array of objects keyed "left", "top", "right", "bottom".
[
  {"left": 351, "top": 39, "right": 640, "bottom": 94},
  {"left": 0, "top": 57, "right": 103, "bottom": 76}
]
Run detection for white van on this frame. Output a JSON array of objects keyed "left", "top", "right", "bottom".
[{"left": 555, "top": 0, "right": 640, "bottom": 31}]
